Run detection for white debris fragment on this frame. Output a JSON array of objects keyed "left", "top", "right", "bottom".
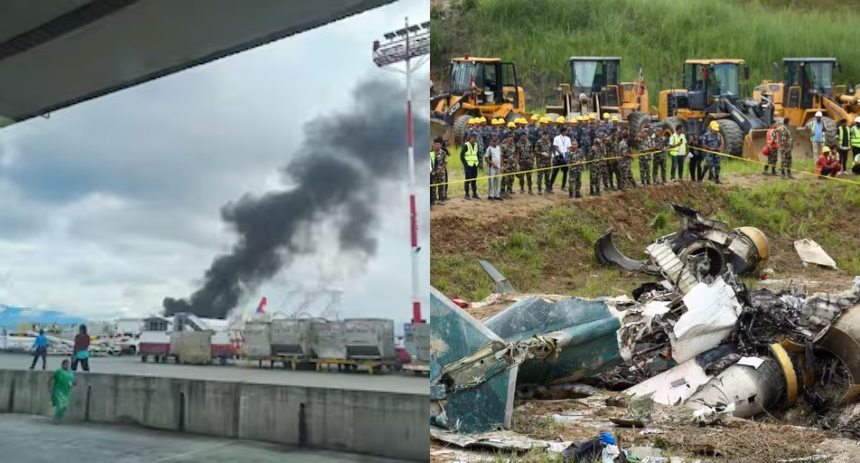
[{"left": 794, "top": 239, "right": 838, "bottom": 269}]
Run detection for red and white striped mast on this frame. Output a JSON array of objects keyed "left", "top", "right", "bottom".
[{"left": 373, "top": 17, "right": 430, "bottom": 323}]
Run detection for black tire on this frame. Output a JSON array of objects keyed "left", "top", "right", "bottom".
[
  {"left": 661, "top": 116, "right": 686, "bottom": 136},
  {"left": 141, "top": 355, "right": 147, "bottom": 363},
  {"left": 129, "top": 346, "right": 136, "bottom": 355},
  {"left": 452, "top": 114, "right": 472, "bottom": 144},
  {"left": 219, "top": 356, "right": 227, "bottom": 366},
  {"left": 627, "top": 111, "right": 650, "bottom": 136},
  {"left": 715, "top": 119, "right": 744, "bottom": 157},
  {"left": 805, "top": 116, "right": 838, "bottom": 149}
]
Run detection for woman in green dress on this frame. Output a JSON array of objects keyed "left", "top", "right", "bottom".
[{"left": 49, "top": 359, "right": 75, "bottom": 424}]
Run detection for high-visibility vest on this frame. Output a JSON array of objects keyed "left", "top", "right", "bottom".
[
  {"left": 810, "top": 120, "right": 824, "bottom": 142},
  {"left": 464, "top": 142, "right": 479, "bottom": 167},
  {"left": 851, "top": 126, "right": 860, "bottom": 148},
  {"left": 839, "top": 127, "right": 849, "bottom": 147},
  {"left": 669, "top": 133, "right": 686, "bottom": 156},
  {"left": 766, "top": 128, "right": 779, "bottom": 149}
]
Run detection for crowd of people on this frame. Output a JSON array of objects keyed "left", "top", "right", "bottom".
[{"left": 429, "top": 111, "right": 860, "bottom": 206}]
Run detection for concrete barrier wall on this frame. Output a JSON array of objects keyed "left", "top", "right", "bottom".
[{"left": 0, "top": 369, "right": 427, "bottom": 461}]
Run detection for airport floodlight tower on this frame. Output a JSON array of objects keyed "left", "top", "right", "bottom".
[{"left": 372, "top": 18, "right": 430, "bottom": 323}]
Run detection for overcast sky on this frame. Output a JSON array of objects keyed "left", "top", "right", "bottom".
[{"left": 0, "top": 0, "right": 429, "bottom": 330}]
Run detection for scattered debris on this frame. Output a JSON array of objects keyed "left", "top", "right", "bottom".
[
  {"left": 478, "top": 259, "right": 517, "bottom": 294},
  {"left": 795, "top": 239, "right": 838, "bottom": 269},
  {"left": 595, "top": 204, "right": 769, "bottom": 279}
]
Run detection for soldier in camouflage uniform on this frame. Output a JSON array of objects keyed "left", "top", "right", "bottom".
[
  {"left": 430, "top": 140, "right": 446, "bottom": 205},
  {"left": 534, "top": 130, "right": 553, "bottom": 194},
  {"left": 568, "top": 140, "right": 585, "bottom": 198},
  {"left": 587, "top": 138, "right": 603, "bottom": 196},
  {"left": 516, "top": 130, "right": 534, "bottom": 194},
  {"left": 777, "top": 119, "right": 794, "bottom": 178},
  {"left": 501, "top": 133, "right": 517, "bottom": 199},
  {"left": 637, "top": 125, "right": 654, "bottom": 186},
  {"left": 617, "top": 129, "right": 636, "bottom": 190},
  {"left": 603, "top": 128, "right": 619, "bottom": 191},
  {"left": 651, "top": 128, "right": 668, "bottom": 184}
]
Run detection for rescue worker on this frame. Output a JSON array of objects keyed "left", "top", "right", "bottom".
[
  {"left": 777, "top": 118, "right": 794, "bottom": 178},
  {"left": 461, "top": 133, "right": 481, "bottom": 199},
  {"left": 485, "top": 137, "right": 502, "bottom": 200},
  {"left": 617, "top": 128, "right": 636, "bottom": 190},
  {"left": 669, "top": 124, "right": 687, "bottom": 181},
  {"left": 568, "top": 139, "right": 585, "bottom": 198},
  {"left": 810, "top": 111, "right": 826, "bottom": 159},
  {"left": 652, "top": 127, "right": 668, "bottom": 185},
  {"left": 851, "top": 118, "right": 860, "bottom": 172},
  {"left": 534, "top": 129, "right": 553, "bottom": 194},
  {"left": 837, "top": 119, "right": 851, "bottom": 173},
  {"left": 816, "top": 146, "right": 842, "bottom": 177},
  {"left": 549, "top": 122, "right": 572, "bottom": 193},
  {"left": 430, "top": 141, "right": 440, "bottom": 207},
  {"left": 637, "top": 124, "right": 654, "bottom": 186},
  {"left": 588, "top": 138, "right": 603, "bottom": 196},
  {"left": 604, "top": 126, "right": 620, "bottom": 191},
  {"left": 763, "top": 121, "right": 780, "bottom": 175},
  {"left": 516, "top": 122, "right": 534, "bottom": 194},
  {"left": 687, "top": 135, "right": 704, "bottom": 182},
  {"left": 432, "top": 138, "right": 448, "bottom": 203},
  {"left": 700, "top": 121, "right": 724, "bottom": 184},
  {"left": 501, "top": 127, "right": 518, "bottom": 198}
]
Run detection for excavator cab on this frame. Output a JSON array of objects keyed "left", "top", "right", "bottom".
[{"left": 431, "top": 57, "right": 526, "bottom": 143}]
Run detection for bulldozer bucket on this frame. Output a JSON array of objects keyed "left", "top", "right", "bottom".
[
  {"left": 791, "top": 126, "right": 813, "bottom": 158},
  {"left": 742, "top": 129, "right": 768, "bottom": 162},
  {"left": 431, "top": 118, "right": 453, "bottom": 146}
]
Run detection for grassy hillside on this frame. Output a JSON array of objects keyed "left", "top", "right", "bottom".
[
  {"left": 431, "top": 0, "right": 860, "bottom": 109},
  {"left": 431, "top": 178, "right": 860, "bottom": 302}
]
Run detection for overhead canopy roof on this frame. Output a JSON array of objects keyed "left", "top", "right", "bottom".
[{"left": 0, "top": 0, "right": 394, "bottom": 127}]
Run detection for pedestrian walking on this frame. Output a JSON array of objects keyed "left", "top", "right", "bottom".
[
  {"left": 29, "top": 329, "right": 48, "bottom": 370},
  {"left": 461, "top": 133, "right": 481, "bottom": 200},
  {"left": 49, "top": 359, "right": 75, "bottom": 424},
  {"left": 700, "top": 121, "right": 724, "bottom": 184},
  {"left": 71, "top": 324, "right": 90, "bottom": 372},
  {"left": 485, "top": 138, "right": 502, "bottom": 200},
  {"left": 669, "top": 124, "right": 687, "bottom": 181},
  {"left": 777, "top": 119, "right": 794, "bottom": 178},
  {"left": 549, "top": 126, "right": 572, "bottom": 193}
]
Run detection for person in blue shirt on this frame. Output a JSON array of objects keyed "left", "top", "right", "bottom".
[
  {"left": 29, "top": 329, "right": 49, "bottom": 370},
  {"left": 810, "top": 111, "right": 825, "bottom": 160}
]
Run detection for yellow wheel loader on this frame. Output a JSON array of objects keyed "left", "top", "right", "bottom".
[
  {"left": 430, "top": 56, "right": 526, "bottom": 143},
  {"left": 657, "top": 59, "right": 772, "bottom": 159},
  {"left": 546, "top": 56, "right": 652, "bottom": 133},
  {"left": 753, "top": 58, "right": 859, "bottom": 160}
]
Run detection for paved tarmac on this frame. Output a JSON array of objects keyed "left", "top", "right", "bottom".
[
  {"left": 0, "top": 414, "right": 406, "bottom": 463},
  {"left": 0, "top": 353, "right": 428, "bottom": 395}
]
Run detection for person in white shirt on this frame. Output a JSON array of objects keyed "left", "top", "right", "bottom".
[
  {"left": 549, "top": 127, "right": 572, "bottom": 193},
  {"left": 484, "top": 138, "right": 503, "bottom": 200}
]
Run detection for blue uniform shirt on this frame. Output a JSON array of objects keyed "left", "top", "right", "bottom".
[{"left": 33, "top": 334, "right": 48, "bottom": 350}]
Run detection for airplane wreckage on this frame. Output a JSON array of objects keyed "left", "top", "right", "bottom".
[{"left": 430, "top": 205, "right": 860, "bottom": 448}]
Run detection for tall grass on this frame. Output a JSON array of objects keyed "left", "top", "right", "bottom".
[{"left": 432, "top": 0, "right": 860, "bottom": 109}]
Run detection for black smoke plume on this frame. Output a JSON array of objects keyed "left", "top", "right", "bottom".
[{"left": 163, "top": 78, "right": 429, "bottom": 318}]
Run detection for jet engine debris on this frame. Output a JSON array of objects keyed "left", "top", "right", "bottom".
[{"left": 595, "top": 204, "right": 769, "bottom": 279}]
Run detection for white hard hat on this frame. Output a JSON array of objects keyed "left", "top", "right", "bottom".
[{"left": 815, "top": 111, "right": 823, "bottom": 117}]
